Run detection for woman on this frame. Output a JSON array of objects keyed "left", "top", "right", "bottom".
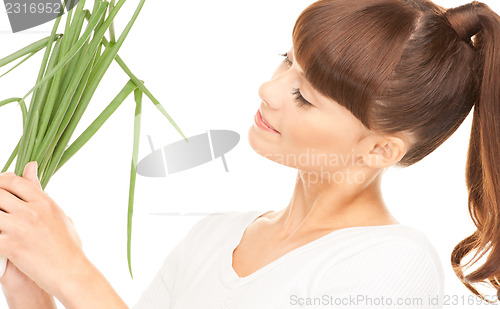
[{"left": 1, "top": 0, "right": 500, "bottom": 308}]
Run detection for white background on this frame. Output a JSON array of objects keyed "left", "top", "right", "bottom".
[{"left": 1, "top": 0, "right": 500, "bottom": 308}]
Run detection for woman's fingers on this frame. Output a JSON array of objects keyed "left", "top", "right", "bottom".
[
  {"left": 0, "top": 165, "right": 86, "bottom": 297},
  {"left": 0, "top": 233, "right": 7, "bottom": 250},
  {"left": 22, "top": 162, "right": 42, "bottom": 190},
  {"left": 0, "top": 188, "right": 27, "bottom": 213},
  {"left": 0, "top": 173, "right": 46, "bottom": 203},
  {"left": 0, "top": 210, "right": 14, "bottom": 235}
]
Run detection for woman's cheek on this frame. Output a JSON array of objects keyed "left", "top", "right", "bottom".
[{"left": 291, "top": 116, "right": 333, "bottom": 148}]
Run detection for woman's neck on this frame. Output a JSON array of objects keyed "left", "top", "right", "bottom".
[{"left": 264, "top": 169, "right": 399, "bottom": 239}]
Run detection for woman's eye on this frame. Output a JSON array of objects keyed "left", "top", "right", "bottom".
[
  {"left": 279, "top": 52, "right": 293, "bottom": 66},
  {"left": 279, "top": 53, "right": 313, "bottom": 109},
  {"left": 292, "top": 88, "right": 313, "bottom": 109}
]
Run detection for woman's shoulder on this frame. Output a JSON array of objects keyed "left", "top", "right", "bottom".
[
  {"left": 362, "top": 223, "right": 437, "bottom": 253},
  {"left": 312, "top": 225, "right": 445, "bottom": 307},
  {"left": 188, "top": 209, "right": 263, "bottom": 229},
  {"left": 180, "top": 210, "right": 265, "bottom": 243},
  {"left": 317, "top": 223, "right": 441, "bottom": 267},
  {"left": 359, "top": 224, "right": 444, "bottom": 278},
  {"left": 317, "top": 224, "right": 445, "bottom": 300}
]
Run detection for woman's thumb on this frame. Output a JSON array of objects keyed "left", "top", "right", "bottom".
[{"left": 22, "top": 161, "right": 42, "bottom": 189}]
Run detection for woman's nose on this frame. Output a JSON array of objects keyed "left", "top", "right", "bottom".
[{"left": 258, "top": 73, "right": 289, "bottom": 110}]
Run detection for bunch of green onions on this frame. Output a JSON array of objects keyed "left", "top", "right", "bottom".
[{"left": 0, "top": 0, "right": 186, "bottom": 277}]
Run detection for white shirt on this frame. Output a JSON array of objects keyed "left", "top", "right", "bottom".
[{"left": 133, "top": 210, "right": 444, "bottom": 308}]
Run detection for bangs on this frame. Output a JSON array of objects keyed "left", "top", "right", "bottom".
[{"left": 291, "top": 0, "right": 420, "bottom": 129}]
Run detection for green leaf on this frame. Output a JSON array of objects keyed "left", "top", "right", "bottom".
[
  {"left": 0, "top": 52, "right": 36, "bottom": 79},
  {"left": 55, "top": 80, "right": 137, "bottom": 172},
  {"left": 0, "top": 35, "right": 61, "bottom": 69},
  {"left": 21, "top": 1, "right": 108, "bottom": 101},
  {"left": 128, "top": 87, "right": 143, "bottom": 278},
  {"left": 96, "top": 36, "right": 188, "bottom": 144},
  {"left": 0, "top": 97, "right": 27, "bottom": 129}
]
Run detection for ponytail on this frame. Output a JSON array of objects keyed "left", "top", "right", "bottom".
[{"left": 446, "top": 1, "right": 500, "bottom": 302}]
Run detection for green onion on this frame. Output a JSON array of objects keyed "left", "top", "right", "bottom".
[
  {"left": 128, "top": 87, "right": 143, "bottom": 278},
  {"left": 0, "top": 35, "right": 62, "bottom": 69},
  {"left": 0, "top": 0, "right": 187, "bottom": 276},
  {"left": 0, "top": 98, "right": 27, "bottom": 128},
  {"left": 0, "top": 52, "right": 36, "bottom": 79}
]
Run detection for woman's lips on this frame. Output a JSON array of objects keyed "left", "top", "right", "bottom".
[{"left": 255, "top": 109, "right": 280, "bottom": 134}]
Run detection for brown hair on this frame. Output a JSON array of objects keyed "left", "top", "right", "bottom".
[{"left": 292, "top": 0, "right": 500, "bottom": 302}]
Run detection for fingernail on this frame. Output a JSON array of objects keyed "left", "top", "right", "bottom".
[{"left": 34, "top": 161, "right": 38, "bottom": 174}]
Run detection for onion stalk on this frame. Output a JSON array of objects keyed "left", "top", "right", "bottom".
[{"left": 0, "top": 0, "right": 186, "bottom": 278}]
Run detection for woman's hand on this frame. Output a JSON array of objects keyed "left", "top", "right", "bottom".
[
  {"left": 0, "top": 162, "right": 60, "bottom": 308},
  {"left": 1, "top": 259, "right": 57, "bottom": 308},
  {"left": 0, "top": 161, "right": 128, "bottom": 309},
  {"left": 0, "top": 161, "right": 84, "bottom": 297}
]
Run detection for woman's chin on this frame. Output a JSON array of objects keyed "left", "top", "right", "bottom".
[
  {"left": 248, "top": 125, "right": 299, "bottom": 168},
  {"left": 248, "top": 126, "right": 275, "bottom": 155}
]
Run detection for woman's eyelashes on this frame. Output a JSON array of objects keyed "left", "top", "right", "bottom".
[
  {"left": 279, "top": 52, "right": 314, "bottom": 109},
  {"left": 280, "top": 52, "right": 293, "bottom": 66},
  {"left": 292, "top": 88, "right": 313, "bottom": 109}
]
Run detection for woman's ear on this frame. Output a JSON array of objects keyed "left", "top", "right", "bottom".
[{"left": 358, "top": 134, "right": 407, "bottom": 168}]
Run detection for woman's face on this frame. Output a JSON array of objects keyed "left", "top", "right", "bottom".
[{"left": 247, "top": 46, "right": 372, "bottom": 176}]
